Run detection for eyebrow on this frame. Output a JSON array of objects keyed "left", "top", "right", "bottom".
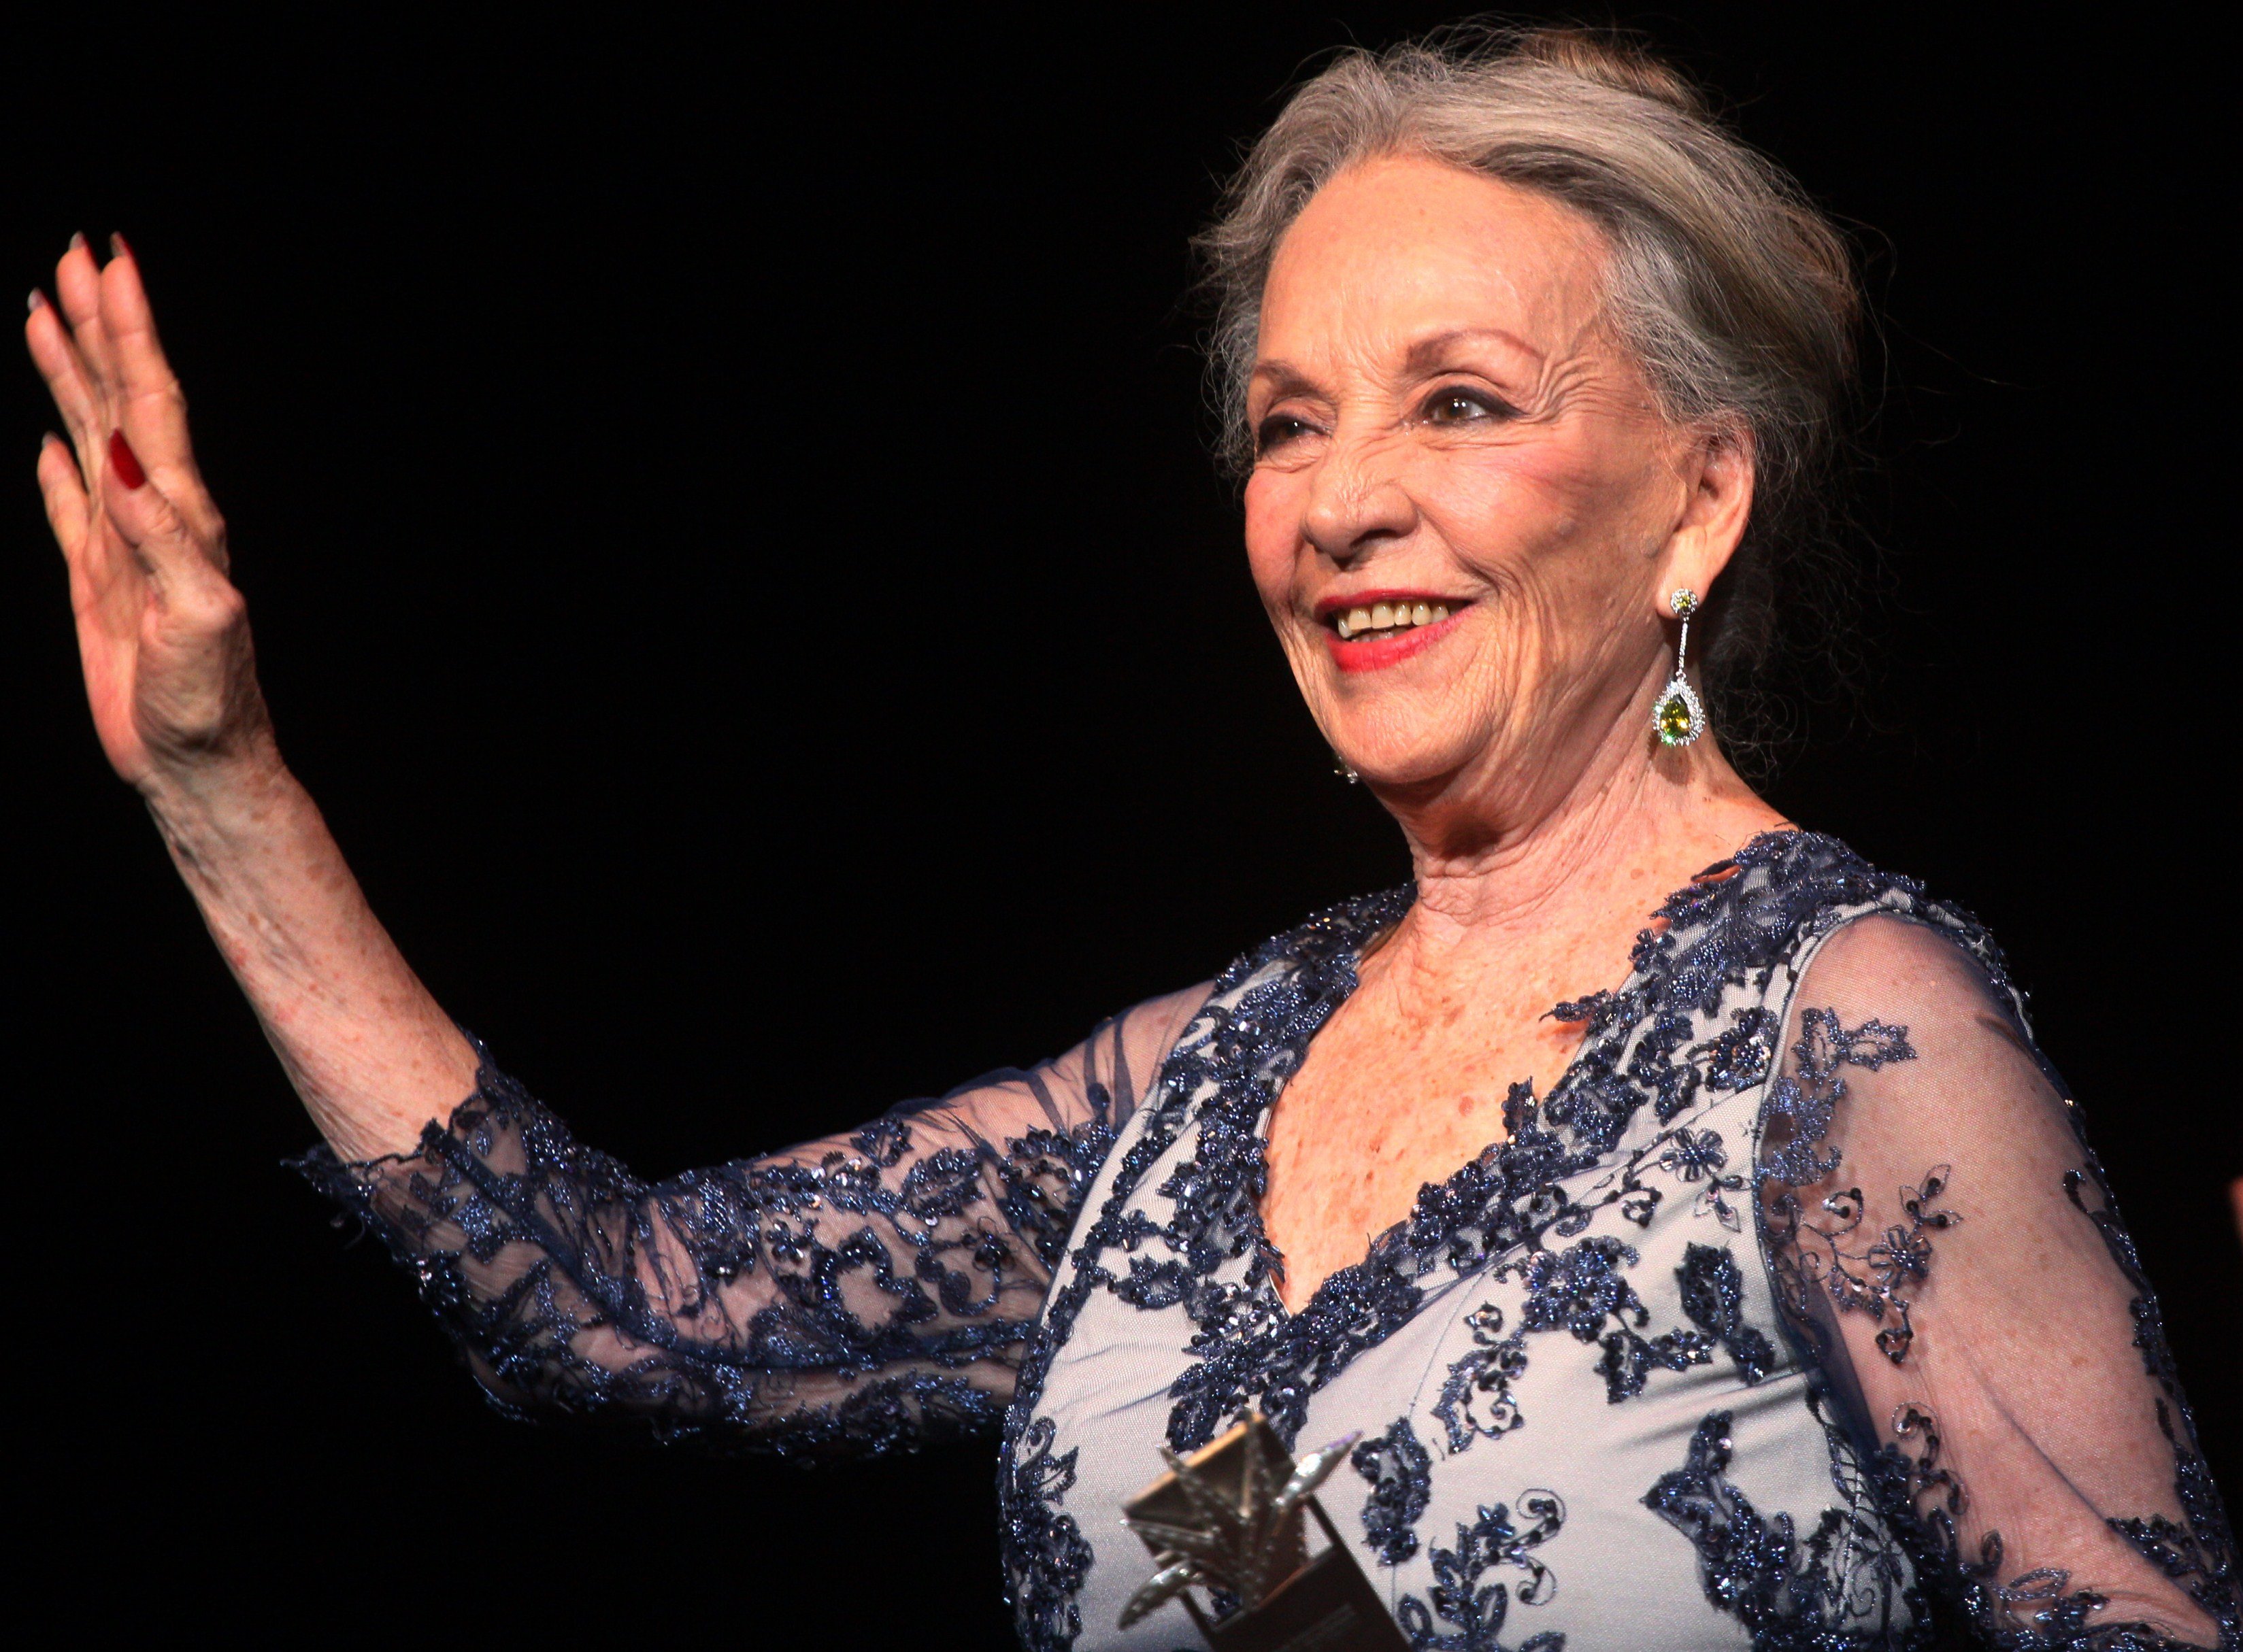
[
  {"left": 1402, "top": 326, "right": 1548, "bottom": 373},
  {"left": 1247, "top": 360, "right": 1318, "bottom": 401},
  {"left": 1249, "top": 326, "right": 1550, "bottom": 398}
]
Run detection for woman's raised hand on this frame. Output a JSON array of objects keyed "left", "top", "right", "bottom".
[
  {"left": 26, "top": 234, "right": 475, "bottom": 1155},
  {"left": 26, "top": 235, "right": 271, "bottom": 796}
]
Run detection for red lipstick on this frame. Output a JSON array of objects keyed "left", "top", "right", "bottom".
[{"left": 1314, "top": 590, "right": 1470, "bottom": 673}]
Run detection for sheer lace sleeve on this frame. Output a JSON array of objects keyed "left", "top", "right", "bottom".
[
  {"left": 295, "top": 985, "right": 1209, "bottom": 1458},
  {"left": 1758, "top": 915, "right": 2236, "bottom": 1648}
]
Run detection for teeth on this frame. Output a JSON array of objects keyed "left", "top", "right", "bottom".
[{"left": 1333, "top": 601, "right": 1457, "bottom": 639}]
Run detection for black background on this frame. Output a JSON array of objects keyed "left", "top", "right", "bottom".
[{"left": 8, "top": 6, "right": 2233, "bottom": 1643}]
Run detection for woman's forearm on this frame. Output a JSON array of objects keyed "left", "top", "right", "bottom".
[
  {"left": 147, "top": 744, "right": 479, "bottom": 1162},
  {"left": 26, "top": 241, "right": 476, "bottom": 1164}
]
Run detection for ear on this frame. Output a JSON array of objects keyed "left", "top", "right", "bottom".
[{"left": 1655, "top": 422, "right": 1755, "bottom": 608}]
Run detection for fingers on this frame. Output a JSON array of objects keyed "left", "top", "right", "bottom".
[
  {"left": 32, "top": 237, "right": 116, "bottom": 496},
  {"left": 35, "top": 433, "right": 91, "bottom": 565},
  {"left": 99, "top": 436, "right": 228, "bottom": 602},
  {"left": 29, "top": 235, "right": 229, "bottom": 555},
  {"left": 52, "top": 234, "right": 116, "bottom": 394},
  {"left": 24, "top": 290, "right": 101, "bottom": 444},
  {"left": 99, "top": 241, "right": 208, "bottom": 499},
  {"left": 37, "top": 434, "right": 124, "bottom": 635}
]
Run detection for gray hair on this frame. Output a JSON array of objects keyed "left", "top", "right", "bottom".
[{"left": 1197, "top": 27, "right": 1862, "bottom": 749}]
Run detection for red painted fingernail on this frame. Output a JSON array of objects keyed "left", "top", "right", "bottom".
[
  {"left": 110, "top": 233, "right": 132, "bottom": 261},
  {"left": 108, "top": 430, "right": 147, "bottom": 489}
]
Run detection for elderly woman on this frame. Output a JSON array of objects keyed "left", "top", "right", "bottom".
[{"left": 24, "top": 29, "right": 2233, "bottom": 1652}]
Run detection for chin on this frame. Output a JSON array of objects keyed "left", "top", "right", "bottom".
[{"left": 1329, "top": 719, "right": 1493, "bottom": 791}]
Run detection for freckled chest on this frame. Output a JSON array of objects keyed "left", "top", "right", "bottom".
[{"left": 1260, "top": 956, "right": 1599, "bottom": 1311}]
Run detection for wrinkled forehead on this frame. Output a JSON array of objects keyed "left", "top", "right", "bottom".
[{"left": 1255, "top": 153, "right": 1612, "bottom": 374}]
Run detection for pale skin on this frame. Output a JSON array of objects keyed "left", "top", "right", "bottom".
[{"left": 27, "top": 155, "right": 1782, "bottom": 1307}]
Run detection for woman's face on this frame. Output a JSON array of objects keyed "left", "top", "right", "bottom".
[{"left": 1244, "top": 154, "right": 1742, "bottom": 823}]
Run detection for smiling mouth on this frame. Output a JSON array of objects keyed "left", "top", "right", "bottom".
[{"left": 1324, "top": 599, "right": 1464, "bottom": 641}]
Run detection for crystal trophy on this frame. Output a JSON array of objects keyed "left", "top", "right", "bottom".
[{"left": 1119, "top": 1413, "right": 1408, "bottom": 1651}]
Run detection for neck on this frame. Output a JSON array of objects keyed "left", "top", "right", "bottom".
[{"left": 1374, "top": 707, "right": 1784, "bottom": 959}]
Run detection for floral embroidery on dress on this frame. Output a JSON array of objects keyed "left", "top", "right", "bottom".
[
  {"left": 1840, "top": 1219, "right": 2240, "bottom": 1650},
  {"left": 1396, "top": 1492, "right": 1567, "bottom": 1652},
  {"left": 997, "top": 892, "right": 1411, "bottom": 1645},
  {"left": 1675, "top": 1243, "right": 1774, "bottom": 1385},
  {"left": 1657, "top": 1127, "right": 1750, "bottom": 1231},
  {"left": 1754, "top": 928, "right": 2238, "bottom": 1647},
  {"left": 1644, "top": 1409, "right": 1918, "bottom": 1649},
  {"left": 1425, "top": 1228, "right": 1770, "bottom": 1455},
  {"left": 298, "top": 1060, "right": 1096, "bottom": 1452},
  {"left": 1003, "top": 1416, "right": 1095, "bottom": 1652},
  {"left": 1697, "top": 1007, "right": 1778, "bottom": 1092},
  {"left": 1759, "top": 1011, "right": 1954, "bottom": 1366},
  {"left": 1857, "top": 1401, "right": 2236, "bottom": 1651},
  {"left": 1355, "top": 1416, "right": 1435, "bottom": 1565},
  {"left": 297, "top": 830, "right": 2238, "bottom": 1650},
  {"left": 1129, "top": 836, "right": 1923, "bottom": 1456},
  {"left": 1505, "top": 1235, "right": 1714, "bottom": 1403},
  {"left": 1433, "top": 1303, "right": 1531, "bottom": 1453}
]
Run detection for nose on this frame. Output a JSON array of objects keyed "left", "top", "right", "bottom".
[{"left": 1299, "top": 431, "right": 1416, "bottom": 567}]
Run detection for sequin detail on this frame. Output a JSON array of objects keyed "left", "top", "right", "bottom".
[
  {"left": 1133, "top": 835, "right": 1931, "bottom": 1452},
  {"left": 1644, "top": 1409, "right": 1919, "bottom": 1647},
  {"left": 1355, "top": 1416, "right": 1435, "bottom": 1565},
  {"left": 1676, "top": 1243, "right": 1774, "bottom": 1385},
  {"left": 295, "top": 830, "right": 2238, "bottom": 1650},
  {"left": 1395, "top": 1492, "right": 1567, "bottom": 1651},
  {"left": 296, "top": 1061, "right": 1113, "bottom": 1451},
  {"left": 1003, "top": 1416, "right": 1094, "bottom": 1651}
]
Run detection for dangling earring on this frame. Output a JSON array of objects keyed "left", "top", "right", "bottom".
[
  {"left": 1652, "top": 588, "right": 1707, "bottom": 747},
  {"left": 1332, "top": 751, "right": 1361, "bottom": 784}
]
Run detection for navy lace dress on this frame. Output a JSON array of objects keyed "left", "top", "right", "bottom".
[{"left": 301, "top": 832, "right": 2236, "bottom": 1649}]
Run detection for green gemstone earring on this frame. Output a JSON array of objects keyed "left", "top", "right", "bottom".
[{"left": 1653, "top": 588, "right": 1706, "bottom": 747}]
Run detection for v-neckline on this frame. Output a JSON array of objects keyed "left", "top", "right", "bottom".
[
  {"left": 1248, "top": 839, "right": 1780, "bottom": 1326},
  {"left": 1033, "top": 826, "right": 1876, "bottom": 1453},
  {"left": 1251, "top": 956, "right": 1631, "bottom": 1327}
]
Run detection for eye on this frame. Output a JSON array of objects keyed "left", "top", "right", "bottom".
[
  {"left": 1419, "top": 386, "right": 1517, "bottom": 426},
  {"left": 1255, "top": 412, "right": 1316, "bottom": 454}
]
